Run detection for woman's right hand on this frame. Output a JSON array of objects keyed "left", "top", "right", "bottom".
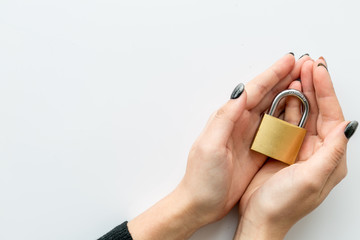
[{"left": 234, "top": 58, "right": 358, "bottom": 240}]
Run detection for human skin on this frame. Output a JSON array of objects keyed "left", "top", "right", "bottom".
[
  {"left": 127, "top": 53, "right": 313, "bottom": 240},
  {"left": 234, "top": 58, "right": 357, "bottom": 240}
]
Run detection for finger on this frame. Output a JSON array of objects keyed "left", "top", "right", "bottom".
[
  {"left": 301, "top": 60, "right": 318, "bottom": 135},
  {"left": 246, "top": 53, "right": 295, "bottom": 109},
  {"left": 320, "top": 154, "right": 347, "bottom": 199},
  {"left": 255, "top": 54, "right": 312, "bottom": 114},
  {"left": 284, "top": 81, "right": 303, "bottom": 125},
  {"left": 278, "top": 111, "right": 285, "bottom": 120},
  {"left": 301, "top": 121, "right": 349, "bottom": 190},
  {"left": 313, "top": 57, "right": 345, "bottom": 137},
  {"left": 320, "top": 120, "right": 358, "bottom": 197},
  {"left": 273, "top": 98, "right": 286, "bottom": 118},
  {"left": 290, "top": 54, "right": 313, "bottom": 80},
  {"left": 201, "top": 84, "right": 247, "bottom": 147},
  {"left": 272, "top": 80, "right": 302, "bottom": 120}
]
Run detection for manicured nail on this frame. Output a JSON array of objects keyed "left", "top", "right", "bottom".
[
  {"left": 288, "top": 52, "right": 294, "bottom": 56},
  {"left": 319, "top": 56, "right": 327, "bottom": 65},
  {"left": 317, "top": 63, "right": 328, "bottom": 71},
  {"left": 344, "top": 121, "right": 358, "bottom": 139},
  {"left": 230, "top": 83, "right": 245, "bottom": 99},
  {"left": 299, "top": 53, "right": 309, "bottom": 59}
]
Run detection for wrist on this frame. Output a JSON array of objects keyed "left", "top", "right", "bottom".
[
  {"left": 234, "top": 214, "right": 289, "bottom": 240},
  {"left": 128, "top": 186, "right": 206, "bottom": 240}
]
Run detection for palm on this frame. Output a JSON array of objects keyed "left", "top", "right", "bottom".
[
  {"left": 238, "top": 131, "right": 321, "bottom": 216},
  {"left": 223, "top": 110, "right": 276, "bottom": 207},
  {"left": 182, "top": 54, "right": 313, "bottom": 221},
  {"left": 239, "top": 58, "right": 346, "bottom": 222},
  {"left": 223, "top": 56, "right": 318, "bottom": 210}
]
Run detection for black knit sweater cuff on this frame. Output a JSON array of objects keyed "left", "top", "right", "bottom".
[{"left": 98, "top": 221, "right": 133, "bottom": 240}]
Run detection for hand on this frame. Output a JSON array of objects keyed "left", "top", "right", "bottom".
[
  {"left": 128, "top": 53, "right": 312, "bottom": 240},
  {"left": 234, "top": 58, "right": 358, "bottom": 240},
  {"left": 179, "top": 53, "right": 315, "bottom": 223},
  {"left": 178, "top": 53, "right": 310, "bottom": 224}
]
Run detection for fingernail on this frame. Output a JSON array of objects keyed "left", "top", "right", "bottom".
[
  {"left": 288, "top": 52, "right": 294, "bottom": 56},
  {"left": 344, "top": 121, "right": 358, "bottom": 139},
  {"left": 317, "top": 63, "right": 328, "bottom": 71},
  {"left": 319, "top": 56, "right": 327, "bottom": 65},
  {"left": 295, "top": 78, "right": 301, "bottom": 81},
  {"left": 299, "top": 53, "right": 309, "bottom": 59},
  {"left": 230, "top": 83, "right": 245, "bottom": 99}
]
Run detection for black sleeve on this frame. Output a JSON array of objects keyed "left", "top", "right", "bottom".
[{"left": 98, "top": 221, "right": 133, "bottom": 240}]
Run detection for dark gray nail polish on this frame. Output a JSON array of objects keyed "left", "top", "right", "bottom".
[
  {"left": 317, "top": 63, "right": 328, "bottom": 71},
  {"left": 344, "top": 121, "right": 358, "bottom": 139},
  {"left": 299, "top": 53, "right": 309, "bottom": 59},
  {"left": 288, "top": 52, "right": 294, "bottom": 56},
  {"left": 230, "top": 83, "right": 245, "bottom": 99},
  {"left": 319, "top": 56, "right": 327, "bottom": 66}
]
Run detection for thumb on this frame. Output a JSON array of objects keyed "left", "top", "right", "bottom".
[
  {"left": 201, "top": 83, "right": 247, "bottom": 147},
  {"left": 305, "top": 121, "right": 357, "bottom": 180}
]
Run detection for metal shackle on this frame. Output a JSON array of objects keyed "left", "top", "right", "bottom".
[{"left": 268, "top": 89, "right": 310, "bottom": 128}]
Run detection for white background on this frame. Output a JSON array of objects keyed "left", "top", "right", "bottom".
[{"left": 1, "top": 0, "right": 359, "bottom": 239}]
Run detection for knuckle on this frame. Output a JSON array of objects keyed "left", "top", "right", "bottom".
[
  {"left": 214, "top": 108, "right": 226, "bottom": 120},
  {"left": 301, "top": 176, "right": 322, "bottom": 193},
  {"left": 193, "top": 142, "right": 214, "bottom": 155},
  {"left": 330, "top": 145, "right": 346, "bottom": 166},
  {"left": 306, "top": 181, "right": 319, "bottom": 193},
  {"left": 339, "top": 166, "right": 348, "bottom": 180},
  {"left": 332, "top": 166, "right": 348, "bottom": 187},
  {"left": 333, "top": 145, "right": 345, "bottom": 158},
  {"left": 192, "top": 141, "right": 226, "bottom": 158},
  {"left": 255, "top": 82, "right": 268, "bottom": 97}
]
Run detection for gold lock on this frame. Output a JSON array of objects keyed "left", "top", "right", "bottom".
[{"left": 251, "top": 89, "right": 309, "bottom": 165}]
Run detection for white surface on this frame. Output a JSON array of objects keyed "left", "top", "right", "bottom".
[{"left": 0, "top": 1, "right": 359, "bottom": 239}]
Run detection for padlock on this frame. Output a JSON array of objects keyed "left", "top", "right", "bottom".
[{"left": 251, "top": 89, "right": 309, "bottom": 165}]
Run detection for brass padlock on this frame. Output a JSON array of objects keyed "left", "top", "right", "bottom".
[{"left": 251, "top": 89, "right": 309, "bottom": 165}]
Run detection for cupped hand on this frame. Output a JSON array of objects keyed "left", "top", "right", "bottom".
[
  {"left": 128, "top": 54, "right": 312, "bottom": 240},
  {"left": 235, "top": 58, "right": 358, "bottom": 240},
  {"left": 177, "top": 53, "right": 312, "bottom": 225}
]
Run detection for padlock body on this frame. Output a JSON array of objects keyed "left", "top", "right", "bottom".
[{"left": 251, "top": 114, "right": 306, "bottom": 165}]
